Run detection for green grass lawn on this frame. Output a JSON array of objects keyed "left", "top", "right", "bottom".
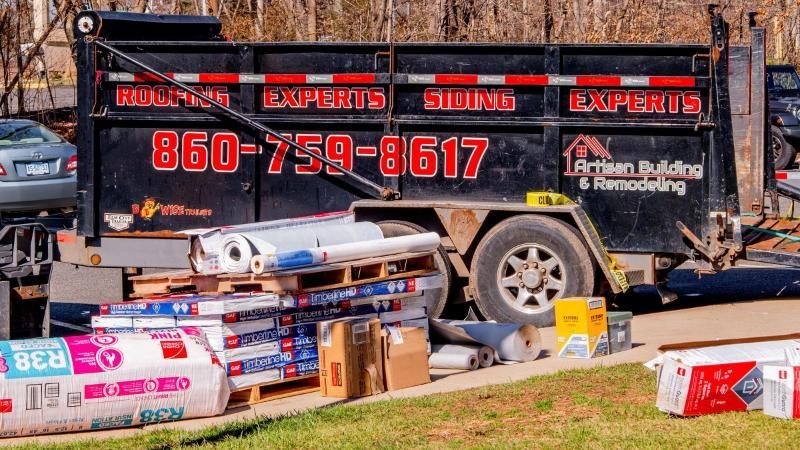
[{"left": 17, "top": 363, "right": 800, "bottom": 449}]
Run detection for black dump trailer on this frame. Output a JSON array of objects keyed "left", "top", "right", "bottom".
[{"left": 56, "top": 7, "right": 797, "bottom": 327}]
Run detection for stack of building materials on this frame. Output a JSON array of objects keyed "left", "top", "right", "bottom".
[{"left": 91, "top": 215, "right": 442, "bottom": 403}]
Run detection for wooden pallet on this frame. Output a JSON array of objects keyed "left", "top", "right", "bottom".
[
  {"left": 130, "top": 251, "right": 436, "bottom": 298},
  {"left": 227, "top": 375, "right": 320, "bottom": 409}
]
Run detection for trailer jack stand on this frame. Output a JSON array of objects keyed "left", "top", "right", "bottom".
[{"left": 656, "top": 282, "right": 679, "bottom": 305}]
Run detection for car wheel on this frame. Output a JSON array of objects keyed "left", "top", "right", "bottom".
[
  {"left": 772, "top": 126, "right": 797, "bottom": 170},
  {"left": 470, "top": 215, "right": 594, "bottom": 327},
  {"left": 377, "top": 220, "right": 451, "bottom": 319}
]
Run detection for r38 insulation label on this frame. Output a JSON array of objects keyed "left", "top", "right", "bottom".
[{"left": 150, "top": 130, "right": 488, "bottom": 179}]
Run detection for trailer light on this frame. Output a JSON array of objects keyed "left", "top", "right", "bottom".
[
  {"left": 777, "top": 116, "right": 785, "bottom": 126},
  {"left": 66, "top": 155, "right": 77, "bottom": 173},
  {"left": 0, "top": 164, "right": 6, "bottom": 176},
  {"left": 90, "top": 254, "right": 102, "bottom": 265}
]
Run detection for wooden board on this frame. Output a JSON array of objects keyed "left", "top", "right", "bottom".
[
  {"left": 130, "top": 251, "right": 436, "bottom": 298},
  {"left": 227, "top": 375, "right": 320, "bottom": 409}
]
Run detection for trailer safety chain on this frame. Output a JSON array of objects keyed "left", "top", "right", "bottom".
[
  {"left": 87, "top": 37, "right": 399, "bottom": 202},
  {"left": 526, "top": 192, "right": 630, "bottom": 293}
]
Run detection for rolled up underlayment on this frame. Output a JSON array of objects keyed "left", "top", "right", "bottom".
[
  {"left": 429, "top": 346, "right": 480, "bottom": 370},
  {"left": 430, "top": 320, "right": 542, "bottom": 363},
  {"left": 218, "top": 222, "right": 384, "bottom": 274},
  {"left": 429, "top": 344, "right": 494, "bottom": 370},
  {"left": 250, "top": 232, "right": 441, "bottom": 274},
  {"left": 186, "top": 211, "right": 355, "bottom": 274}
]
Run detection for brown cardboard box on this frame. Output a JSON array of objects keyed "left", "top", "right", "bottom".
[
  {"left": 381, "top": 326, "right": 431, "bottom": 391},
  {"left": 317, "top": 317, "right": 384, "bottom": 398}
]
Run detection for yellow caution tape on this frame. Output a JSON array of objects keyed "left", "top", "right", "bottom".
[
  {"left": 526, "top": 191, "right": 575, "bottom": 207},
  {"left": 526, "top": 191, "right": 630, "bottom": 293}
]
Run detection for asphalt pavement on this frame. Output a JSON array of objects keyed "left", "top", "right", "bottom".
[{"left": 4, "top": 86, "right": 75, "bottom": 114}]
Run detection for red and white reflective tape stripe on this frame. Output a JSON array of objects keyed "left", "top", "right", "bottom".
[
  {"left": 105, "top": 72, "right": 384, "bottom": 84},
  {"left": 776, "top": 171, "right": 800, "bottom": 180},
  {"left": 404, "top": 74, "right": 698, "bottom": 87},
  {"left": 105, "top": 71, "right": 699, "bottom": 87}
]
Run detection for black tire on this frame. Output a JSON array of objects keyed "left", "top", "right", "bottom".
[
  {"left": 377, "top": 220, "right": 451, "bottom": 319},
  {"left": 772, "top": 126, "right": 797, "bottom": 170},
  {"left": 470, "top": 215, "right": 594, "bottom": 327}
]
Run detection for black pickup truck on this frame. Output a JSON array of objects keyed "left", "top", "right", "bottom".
[{"left": 768, "top": 64, "right": 800, "bottom": 169}]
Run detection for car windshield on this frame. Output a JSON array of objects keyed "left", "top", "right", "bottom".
[
  {"left": 0, "top": 122, "right": 63, "bottom": 146},
  {"left": 768, "top": 69, "right": 800, "bottom": 93}
]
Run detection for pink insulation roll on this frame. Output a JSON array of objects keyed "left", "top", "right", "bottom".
[{"left": 0, "top": 328, "right": 229, "bottom": 437}]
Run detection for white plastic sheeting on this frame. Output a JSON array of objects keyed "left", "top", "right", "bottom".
[
  {"left": 250, "top": 232, "right": 441, "bottom": 274},
  {"left": 430, "top": 320, "right": 542, "bottom": 363},
  {"left": 219, "top": 222, "right": 383, "bottom": 273},
  {"left": 0, "top": 328, "right": 229, "bottom": 437},
  {"left": 185, "top": 211, "right": 355, "bottom": 274}
]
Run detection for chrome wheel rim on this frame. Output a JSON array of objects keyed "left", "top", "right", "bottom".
[{"left": 496, "top": 243, "right": 565, "bottom": 314}]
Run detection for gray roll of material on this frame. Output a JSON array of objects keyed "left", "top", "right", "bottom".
[
  {"left": 428, "top": 347, "right": 479, "bottom": 370},
  {"left": 476, "top": 345, "right": 494, "bottom": 368},
  {"left": 430, "top": 320, "right": 542, "bottom": 363},
  {"left": 431, "top": 344, "right": 494, "bottom": 368}
]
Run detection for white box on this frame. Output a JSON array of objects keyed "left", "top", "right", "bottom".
[{"left": 763, "top": 365, "right": 800, "bottom": 419}]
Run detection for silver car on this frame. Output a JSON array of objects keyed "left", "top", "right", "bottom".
[{"left": 0, "top": 119, "right": 77, "bottom": 212}]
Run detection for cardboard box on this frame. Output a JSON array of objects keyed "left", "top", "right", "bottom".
[
  {"left": 555, "top": 297, "right": 609, "bottom": 358},
  {"left": 653, "top": 335, "right": 800, "bottom": 416},
  {"left": 763, "top": 365, "right": 800, "bottom": 419},
  {"left": 317, "top": 317, "right": 384, "bottom": 398},
  {"left": 381, "top": 326, "right": 431, "bottom": 391}
]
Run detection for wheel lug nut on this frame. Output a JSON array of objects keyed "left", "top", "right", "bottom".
[
  {"left": 540, "top": 268, "right": 546, "bottom": 273},
  {"left": 523, "top": 264, "right": 528, "bottom": 270},
  {"left": 518, "top": 282, "right": 524, "bottom": 287}
]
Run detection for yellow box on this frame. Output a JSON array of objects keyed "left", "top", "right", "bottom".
[{"left": 555, "top": 297, "right": 609, "bottom": 358}]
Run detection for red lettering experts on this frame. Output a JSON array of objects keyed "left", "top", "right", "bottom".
[
  {"left": 262, "top": 87, "right": 385, "bottom": 109},
  {"left": 568, "top": 89, "right": 701, "bottom": 114}
]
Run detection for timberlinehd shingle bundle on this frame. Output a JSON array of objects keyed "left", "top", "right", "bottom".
[{"left": 91, "top": 274, "right": 441, "bottom": 389}]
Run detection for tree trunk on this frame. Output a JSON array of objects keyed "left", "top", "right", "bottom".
[
  {"left": 255, "top": 0, "right": 264, "bottom": 38},
  {"left": 543, "top": 0, "right": 552, "bottom": 42},
  {"left": 307, "top": 0, "right": 317, "bottom": 40},
  {"left": 15, "top": 0, "right": 24, "bottom": 114}
]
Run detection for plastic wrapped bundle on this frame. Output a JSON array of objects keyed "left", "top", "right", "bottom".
[
  {"left": 184, "top": 210, "right": 356, "bottom": 274},
  {"left": 0, "top": 328, "right": 229, "bottom": 437}
]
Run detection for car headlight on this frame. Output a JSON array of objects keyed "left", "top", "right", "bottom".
[{"left": 794, "top": 108, "right": 800, "bottom": 121}]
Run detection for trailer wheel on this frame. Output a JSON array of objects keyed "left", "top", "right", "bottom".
[
  {"left": 470, "top": 215, "right": 594, "bottom": 327},
  {"left": 377, "top": 220, "right": 451, "bottom": 318},
  {"left": 772, "top": 126, "right": 797, "bottom": 170}
]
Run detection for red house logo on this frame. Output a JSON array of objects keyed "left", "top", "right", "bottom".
[
  {"left": 563, "top": 135, "right": 612, "bottom": 176},
  {"left": 563, "top": 134, "right": 612, "bottom": 175}
]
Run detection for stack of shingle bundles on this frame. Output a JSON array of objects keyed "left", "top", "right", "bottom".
[{"left": 91, "top": 274, "right": 442, "bottom": 390}]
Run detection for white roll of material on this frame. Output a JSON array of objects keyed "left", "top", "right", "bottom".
[
  {"left": 431, "top": 344, "right": 494, "bottom": 369},
  {"left": 430, "top": 320, "right": 542, "bottom": 363},
  {"left": 429, "top": 348, "right": 479, "bottom": 371},
  {"left": 220, "top": 222, "right": 383, "bottom": 274},
  {"left": 187, "top": 211, "right": 356, "bottom": 274},
  {"left": 250, "top": 232, "right": 441, "bottom": 274}
]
